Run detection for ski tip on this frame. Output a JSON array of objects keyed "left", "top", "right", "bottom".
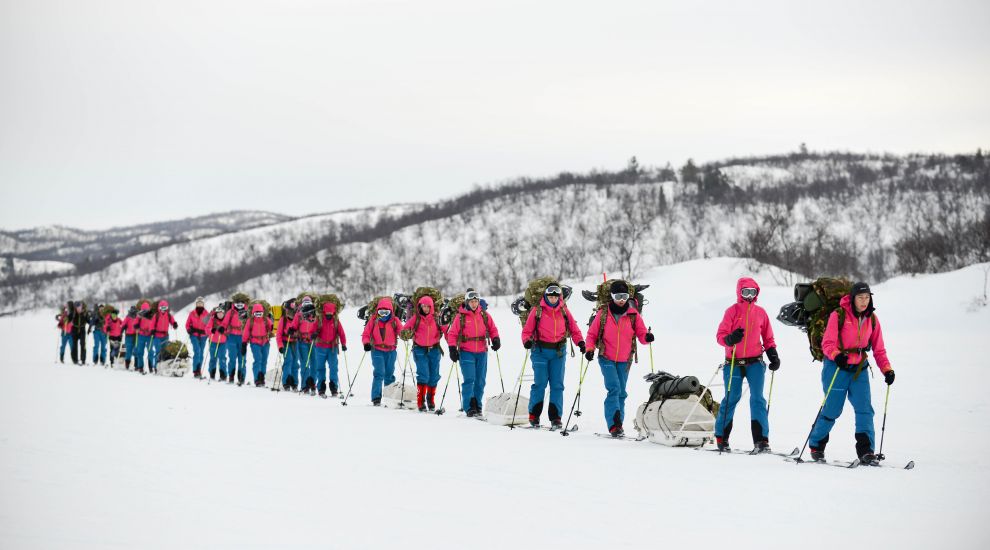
[{"left": 905, "top": 461, "right": 915, "bottom": 470}]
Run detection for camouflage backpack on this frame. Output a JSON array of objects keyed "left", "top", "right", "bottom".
[
  {"left": 510, "top": 276, "right": 574, "bottom": 326},
  {"left": 442, "top": 292, "right": 491, "bottom": 347},
  {"left": 777, "top": 277, "right": 874, "bottom": 361},
  {"left": 400, "top": 287, "right": 444, "bottom": 341}
]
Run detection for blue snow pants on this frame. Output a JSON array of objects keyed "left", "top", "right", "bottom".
[
  {"left": 250, "top": 342, "right": 270, "bottom": 383},
  {"left": 150, "top": 336, "right": 168, "bottom": 370},
  {"left": 135, "top": 335, "right": 151, "bottom": 370},
  {"left": 60, "top": 332, "right": 72, "bottom": 359},
  {"left": 124, "top": 334, "right": 137, "bottom": 364},
  {"left": 714, "top": 360, "right": 770, "bottom": 442},
  {"left": 809, "top": 359, "right": 876, "bottom": 451},
  {"left": 208, "top": 339, "right": 226, "bottom": 377},
  {"left": 281, "top": 343, "right": 299, "bottom": 386},
  {"left": 190, "top": 335, "right": 207, "bottom": 373},
  {"left": 92, "top": 330, "right": 107, "bottom": 364},
  {"left": 298, "top": 342, "right": 316, "bottom": 388},
  {"left": 460, "top": 351, "right": 488, "bottom": 412},
  {"left": 599, "top": 357, "right": 630, "bottom": 428},
  {"left": 226, "top": 334, "right": 244, "bottom": 380},
  {"left": 371, "top": 349, "right": 398, "bottom": 400},
  {"left": 413, "top": 345, "right": 442, "bottom": 387},
  {"left": 313, "top": 346, "right": 340, "bottom": 391},
  {"left": 530, "top": 346, "right": 566, "bottom": 420}
]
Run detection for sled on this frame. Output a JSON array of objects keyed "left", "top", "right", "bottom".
[
  {"left": 634, "top": 395, "right": 715, "bottom": 447},
  {"left": 483, "top": 392, "right": 531, "bottom": 426}
]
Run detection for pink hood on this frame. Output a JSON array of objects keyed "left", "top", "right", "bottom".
[
  {"left": 736, "top": 277, "right": 760, "bottom": 303},
  {"left": 401, "top": 296, "right": 445, "bottom": 348},
  {"left": 716, "top": 277, "right": 775, "bottom": 359},
  {"left": 362, "top": 298, "right": 400, "bottom": 350}
]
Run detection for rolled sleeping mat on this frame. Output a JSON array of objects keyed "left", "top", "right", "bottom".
[{"left": 654, "top": 376, "right": 700, "bottom": 399}]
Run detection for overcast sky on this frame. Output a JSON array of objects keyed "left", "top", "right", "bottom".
[{"left": 1, "top": 0, "right": 987, "bottom": 231}]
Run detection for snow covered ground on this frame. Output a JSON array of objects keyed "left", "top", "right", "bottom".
[{"left": 1, "top": 258, "right": 988, "bottom": 549}]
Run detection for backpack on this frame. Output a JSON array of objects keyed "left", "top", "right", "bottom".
[
  {"left": 777, "top": 277, "right": 876, "bottom": 361},
  {"left": 511, "top": 277, "right": 575, "bottom": 352},
  {"left": 401, "top": 287, "right": 444, "bottom": 341}
]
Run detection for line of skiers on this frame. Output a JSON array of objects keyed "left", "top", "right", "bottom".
[{"left": 55, "top": 278, "right": 895, "bottom": 463}]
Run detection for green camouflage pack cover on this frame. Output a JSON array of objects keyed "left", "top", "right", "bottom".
[
  {"left": 159, "top": 340, "right": 190, "bottom": 361},
  {"left": 401, "top": 287, "right": 444, "bottom": 340},
  {"left": 230, "top": 291, "right": 252, "bottom": 305},
  {"left": 805, "top": 277, "right": 852, "bottom": 361},
  {"left": 516, "top": 276, "right": 562, "bottom": 326}
]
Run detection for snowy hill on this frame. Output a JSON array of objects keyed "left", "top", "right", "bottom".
[
  {"left": 2, "top": 258, "right": 987, "bottom": 548},
  {"left": 1, "top": 151, "right": 987, "bottom": 315}
]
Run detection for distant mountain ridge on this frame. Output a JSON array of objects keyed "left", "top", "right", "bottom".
[{"left": 2, "top": 150, "right": 987, "bottom": 314}]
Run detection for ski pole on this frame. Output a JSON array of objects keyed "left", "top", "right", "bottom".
[
  {"left": 398, "top": 341, "right": 412, "bottom": 408},
  {"left": 455, "top": 358, "right": 462, "bottom": 410},
  {"left": 342, "top": 347, "right": 353, "bottom": 395},
  {"left": 647, "top": 326, "right": 655, "bottom": 373},
  {"left": 766, "top": 370, "right": 776, "bottom": 414},
  {"left": 495, "top": 349, "right": 505, "bottom": 393},
  {"left": 796, "top": 363, "right": 842, "bottom": 463},
  {"left": 435, "top": 360, "right": 457, "bottom": 415},
  {"left": 341, "top": 351, "right": 367, "bottom": 406},
  {"left": 270, "top": 344, "right": 284, "bottom": 392},
  {"left": 561, "top": 356, "right": 589, "bottom": 436},
  {"left": 877, "top": 383, "right": 891, "bottom": 461},
  {"left": 716, "top": 345, "right": 737, "bottom": 454},
  {"left": 301, "top": 341, "right": 315, "bottom": 391},
  {"left": 509, "top": 351, "right": 531, "bottom": 429}
]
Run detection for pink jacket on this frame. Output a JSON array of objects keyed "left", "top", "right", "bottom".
[
  {"left": 401, "top": 296, "right": 447, "bottom": 348},
  {"left": 242, "top": 304, "right": 273, "bottom": 346},
  {"left": 290, "top": 314, "right": 319, "bottom": 345},
  {"left": 715, "top": 277, "right": 776, "bottom": 360},
  {"left": 822, "top": 295, "right": 891, "bottom": 373},
  {"left": 520, "top": 298, "right": 584, "bottom": 346},
  {"left": 104, "top": 316, "right": 124, "bottom": 338},
  {"left": 586, "top": 305, "right": 648, "bottom": 363},
  {"left": 362, "top": 298, "right": 402, "bottom": 351},
  {"left": 220, "top": 307, "right": 246, "bottom": 336},
  {"left": 206, "top": 315, "right": 227, "bottom": 345},
  {"left": 315, "top": 302, "right": 347, "bottom": 349},
  {"left": 446, "top": 304, "right": 499, "bottom": 354},
  {"left": 276, "top": 313, "right": 294, "bottom": 348},
  {"left": 185, "top": 307, "right": 211, "bottom": 336},
  {"left": 123, "top": 315, "right": 139, "bottom": 335},
  {"left": 57, "top": 312, "right": 72, "bottom": 333}
]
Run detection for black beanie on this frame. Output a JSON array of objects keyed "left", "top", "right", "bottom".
[
  {"left": 850, "top": 282, "right": 872, "bottom": 298},
  {"left": 609, "top": 281, "right": 629, "bottom": 294}
]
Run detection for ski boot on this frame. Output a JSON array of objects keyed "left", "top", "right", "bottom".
[
  {"left": 550, "top": 419, "right": 564, "bottom": 430},
  {"left": 809, "top": 447, "right": 826, "bottom": 462},
  {"left": 528, "top": 414, "right": 540, "bottom": 428},
  {"left": 209, "top": 371, "right": 216, "bottom": 380},
  {"left": 427, "top": 387, "right": 436, "bottom": 411},
  {"left": 858, "top": 453, "right": 879, "bottom": 466},
  {"left": 715, "top": 437, "right": 731, "bottom": 452},
  {"left": 219, "top": 372, "right": 228, "bottom": 382},
  {"left": 372, "top": 398, "right": 382, "bottom": 407},
  {"left": 329, "top": 381, "right": 338, "bottom": 398},
  {"left": 125, "top": 359, "right": 130, "bottom": 370},
  {"left": 609, "top": 424, "right": 625, "bottom": 438},
  {"left": 753, "top": 440, "right": 771, "bottom": 454}
]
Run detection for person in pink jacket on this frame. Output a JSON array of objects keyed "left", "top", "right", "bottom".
[
  {"left": 713, "top": 277, "right": 780, "bottom": 453},
  {"left": 276, "top": 299, "right": 299, "bottom": 391},
  {"left": 148, "top": 300, "right": 178, "bottom": 373},
  {"left": 205, "top": 307, "right": 228, "bottom": 380},
  {"left": 809, "top": 282, "right": 894, "bottom": 465},
  {"left": 242, "top": 303, "right": 274, "bottom": 387},
  {"left": 135, "top": 302, "right": 156, "bottom": 373},
  {"left": 220, "top": 301, "right": 248, "bottom": 385},
  {"left": 446, "top": 289, "right": 500, "bottom": 417},
  {"left": 312, "top": 301, "right": 347, "bottom": 397},
  {"left": 185, "top": 297, "right": 211, "bottom": 378},
  {"left": 362, "top": 297, "right": 403, "bottom": 406},
  {"left": 402, "top": 296, "right": 448, "bottom": 411},
  {"left": 520, "top": 283, "right": 585, "bottom": 428},
  {"left": 104, "top": 308, "right": 124, "bottom": 368},
  {"left": 57, "top": 306, "right": 73, "bottom": 364},
  {"left": 585, "top": 281, "right": 652, "bottom": 436},
  {"left": 292, "top": 296, "right": 321, "bottom": 394},
  {"left": 122, "top": 306, "right": 140, "bottom": 369}
]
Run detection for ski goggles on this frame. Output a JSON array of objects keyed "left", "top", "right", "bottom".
[
  {"left": 253, "top": 311, "right": 263, "bottom": 318},
  {"left": 377, "top": 308, "right": 391, "bottom": 317},
  {"left": 465, "top": 291, "right": 481, "bottom": 301},
  {"left": 234, "top": 303, "right": 245, "bottom": 309},
  {"left": 611, "top": 292, "right": 630, "bottom": 302},
  {"left": 741, "top": 287, "right": 758, "bottom": 299},
  {"left": 158, "top": 306, "right": 168, "bottom": 311},
  {"left": 545, "top": 285, "right": 562, "bottom": 296}
]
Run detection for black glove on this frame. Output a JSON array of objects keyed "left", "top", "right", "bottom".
[
  {"left": 278, "top": 346, "right": 285, "bottom": 354},
  {"left": 186, "top": 329, "right": 192, "bottom": 336},
  {"left": 449, "top": 347, "right": 460, "bottom": 362},
  {"left": 341, "top": 344, "right": 347, "bottom": 352},
  {"left": 363, "top": 343, "right": 372, "bottom": 352},
  {"left": 578, "top": 341, "right": 586, "bottom": 353},
  {"left": 288, "top": 328, "right": 297, "bottom": 338},
  {"left": 724, "top": 328, "right": 744, "bottom": 346},
  {"left": 585, "top": 350, "right": 595, "bottom": 361},
  {"left": 766, "top": 347, "right": 780, "bottom": 371},
  {"left": 218, "top": 326, "right": 226, "bottom": 334},
  {"left": 171, "top": 321, "right": 178, "bottom": 329},
  {"left": 645, "top": 332, "right": 655, "bottom": 343},
  {"left": 491, "top": 337, "right": 501, "bottom": 351},
  {"left": 834, "top": 353, "right": 849, "bottom": 369},
  {"left": 884, "top": 370, "right": 895, "bottom": 385},
  {"left": 523, "top": 340, "right": 533, "bottom": 350}
]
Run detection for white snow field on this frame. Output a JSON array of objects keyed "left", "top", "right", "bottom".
[{"left": 1, "top": 258, "right": 988, "bottom": 549}]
